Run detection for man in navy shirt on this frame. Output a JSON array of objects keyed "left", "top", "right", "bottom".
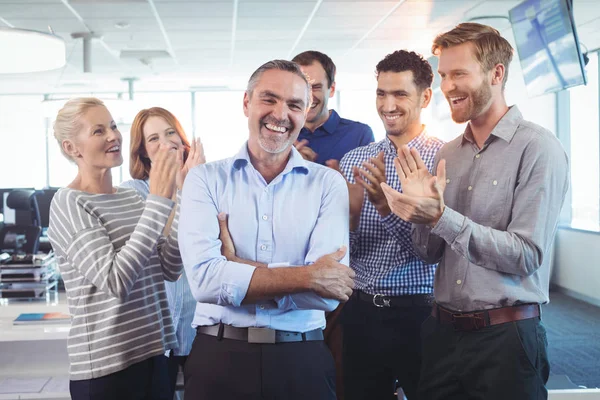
[{"left": 292, "top": 51, "right": 374, "bottom": 165}]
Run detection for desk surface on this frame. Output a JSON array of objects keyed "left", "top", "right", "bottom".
[{"left": 0, "top": 294, "right": 69, "bottom": 342}]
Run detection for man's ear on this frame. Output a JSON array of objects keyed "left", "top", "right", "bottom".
[
  {"left": 328, "top": 81, "right": 336, "bottom": 98},
  {"left": 243, "top": 91, "right": 250, "bottom": 117},
  {"left": 62, "top": 139, "right": 81, "bottom": 159},
  {"left": 421, "top": 87, "right": 433, "bottom": 108},
  {"left": 491, "top": 63, "right": 505, "bottom": 87}
]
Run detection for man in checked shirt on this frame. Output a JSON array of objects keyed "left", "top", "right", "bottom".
[{"left": 329, "top": 50, "right": 445, "bottom": 400}]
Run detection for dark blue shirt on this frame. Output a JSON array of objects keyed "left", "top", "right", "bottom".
[{"left": 298, "top": 109, "right": 375, "bottom": 165}]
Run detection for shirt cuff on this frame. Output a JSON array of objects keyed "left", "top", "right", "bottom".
[
  {"left": 431, "top": 206, "right": 465, "bottom": 245},
  {"left": 219, "top": 261, "right": 256, "bottom": 307}
]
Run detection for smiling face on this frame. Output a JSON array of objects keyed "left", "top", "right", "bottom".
[
  {"left": 376, "top": 70, "right": 428, "bottom": 138},
  {"left": 299, "top": 61, "right": 335, "bottom": 125},
  {"left": 66, "top": 105, "right": 123, "bottom": 170},
  {"left": 142, "top": 115, "right": 184, "bottom": 163},
  {"left": 438, "top": 42, "right": 494, "bottom": 124},
  {"left": 244, "top": 68, "right": 309, "bottom": 157}
]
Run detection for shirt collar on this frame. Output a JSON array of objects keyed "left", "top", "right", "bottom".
[
  {"left": 460, "top": 105, "right": 523, "bottom": 147},
  {"left": 383, "top": 125, "right": 429, "bottom": 154},
  {"left": 232, "top": 142, "right": 309, "bottom": 175}
]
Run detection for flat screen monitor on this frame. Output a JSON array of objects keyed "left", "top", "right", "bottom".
[{"left": 509, "top": 0, "right": 587, "bottom": 98}]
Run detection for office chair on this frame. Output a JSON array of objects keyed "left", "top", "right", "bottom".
[{"left": 0, "top": 189, "right": 42, "bottom": 254}]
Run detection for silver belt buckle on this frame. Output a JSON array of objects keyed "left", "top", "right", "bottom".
[
  {"left": 248, "top": 327, "right": 276, "bottom": 344},
  {"left": 373, "top": 294, "right": 391, "bottom": 308}
]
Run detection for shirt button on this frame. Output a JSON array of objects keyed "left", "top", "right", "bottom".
[
  {"left": 259, "top": 305, "right": 265, "bottom": 310},
  {"left": 492, "top": 180, "right": 498, "bottom": 186},
  {"left": 264, "top": 187, "right": 268, "bottom": 192},
  {"left": 475, "top": 154, "right": 481, "bottom": 159},
  {"left": 446, "top": 179, "right": 450, "bottom": 184},
  {"left": 260, "top": 244, "right": 267, "bottom": 251},
  {"left": 262, "top": 215, "right": 268, "bottom": 221},
  {"left": 456, "top": 280, "right": 462, "bottom": 284},
  {"left": 467, "top": 186, "right": 473, "bottom": 191}
]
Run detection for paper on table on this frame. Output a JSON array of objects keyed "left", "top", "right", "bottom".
[
  {"left": 41, "top": 376, "right": 70, "bottom": 393},
  {"left": 0, "top": 377, "right": 50, "bottom": 394}
]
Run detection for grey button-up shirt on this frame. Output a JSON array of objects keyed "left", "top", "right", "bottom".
[{"left": 412, "top": 106, "right": 569, "bottom": 312}]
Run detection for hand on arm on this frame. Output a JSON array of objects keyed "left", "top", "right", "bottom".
[
  {"left": 294, "top": 139, "right": 318, "bottom": 162},
  {"left": 216, "top": 211, "right": 354, "bottom": 303},
  {"left": 243, "top": 246, "right": 355, "bottom": 304}
]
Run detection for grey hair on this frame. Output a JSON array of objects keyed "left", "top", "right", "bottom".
[{"left": 246, "top": 59, "right": 312, "bottom": 107}]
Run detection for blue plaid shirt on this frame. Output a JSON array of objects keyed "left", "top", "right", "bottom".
[{"left": 340, "top": 129, "right": 445, "bottom": 296}]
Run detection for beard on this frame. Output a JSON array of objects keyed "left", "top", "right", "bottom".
[
  {"left": 258, "top": 115, "right": 295, "bottom": 154},
  {"left": 449, "top": 80, "right": 493, "bottom": 123}
]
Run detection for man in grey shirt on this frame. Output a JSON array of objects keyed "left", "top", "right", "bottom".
[{"left": 380, "top": 23, "right": 569, "bottom": 400}]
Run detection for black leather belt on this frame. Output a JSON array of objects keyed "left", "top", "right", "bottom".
[
  {"left": 196, "top": 323, "right": 324, "bottom": 344},
  {"left": 354, "top": 290, "right": 434, "bottom": 308}
]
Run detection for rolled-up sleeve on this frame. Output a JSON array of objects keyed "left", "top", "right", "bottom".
[{"left": 179, "top": 166, "right": 256, "bottom": 307}]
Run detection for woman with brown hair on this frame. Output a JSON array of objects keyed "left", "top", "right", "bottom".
[{"left": 121, "top": 107, "right": 204, "bottom": 399}]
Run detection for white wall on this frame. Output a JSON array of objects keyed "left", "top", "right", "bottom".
[{"left": 552, "top": 229, "right": 600, "bottom": 307}]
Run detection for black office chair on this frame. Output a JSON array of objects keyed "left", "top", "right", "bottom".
[{"left": 0, "top": 189, "right": 42, "bottom": 254}]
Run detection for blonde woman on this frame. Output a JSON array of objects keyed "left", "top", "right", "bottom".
[{"left": 48, "top": 98, "right": 183, "bottom": 400}]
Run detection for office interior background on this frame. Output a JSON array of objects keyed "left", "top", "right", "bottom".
[{"left": 0, "top": 0, "right": 599, "bottom": 399}]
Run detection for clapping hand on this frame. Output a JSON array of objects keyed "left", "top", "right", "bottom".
[
  {"left": 294, "top": 139, "right": 318, "bottom": 162},
  {"left": 177, "top": 138, "right": 206, "bottom": 190},
  {"left": 380, "top": 145, "right": 446, "bottom": 226}
]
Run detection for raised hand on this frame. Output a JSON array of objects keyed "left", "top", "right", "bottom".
[
  {"left": 395, "top": 145, "right": 446, "bottom": 197},
  {"left": 177, "top": 138, "right": 206, "bottom": 190},
  {"left": 307, "top": 246, "right": 356, "bottom": 302},
  {"left": 355, "top": 151, "right": 390, "bottom": 216},
  {"left": 149, "top": 144, "right": 179, "bottom": 199},
  {"left": 294, "top": 139, "right": 318, "bottom": 162},
  {"left": 326, "top": 159, "right": 364, "bottom": 231},
  {"left": 380, "top": 145, "right": 447, "bottom": 225}
]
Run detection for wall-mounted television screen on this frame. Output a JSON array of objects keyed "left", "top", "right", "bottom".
[{"left": 509, "top": 0, "right": 587, "bottom": 98}]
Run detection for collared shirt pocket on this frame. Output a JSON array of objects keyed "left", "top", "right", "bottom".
[
  {"left": 470, "top": 173, "right": 510, "bottom": 227},
  {"left": 441, "top": 175, "right": 463, "bottom": 210}
]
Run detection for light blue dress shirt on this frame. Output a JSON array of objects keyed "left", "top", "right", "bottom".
[
  {"left": 120, "top": 179, "right": 196, "bottom": 356},
  {"left": 179, "top": 143, "right": 350, "bottom": 332}
]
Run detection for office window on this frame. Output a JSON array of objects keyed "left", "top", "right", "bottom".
[
  {"left": 0, "top": 95, "right": 46, "bottom": 188},
  {"left": 569, "top": 51, "right": 599, "bottom": 231},
  {"left": 194, "top": 91, "right": 248, "bottom": 162}
]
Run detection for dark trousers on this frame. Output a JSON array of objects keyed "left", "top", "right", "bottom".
[
  {"left": 341, "top": 295, "right": 431, "bottom": 400},
  {"left": 70, "top": 355, "right": 171, "bottom": 400},
  {"left": 324, "top": 304, "right": 345, "bottom": 400},
  {"left": 184, "top": 330, "right": 336, "bottom": 400},
  {"left": 166, "top": 354, "right": 187, "bottom": 399},
  {"left": 418, "top": 315, "right": 550, "bottom": 400}
]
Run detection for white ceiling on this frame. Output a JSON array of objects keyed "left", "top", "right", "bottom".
[{"left": 0, "top": 0, "right": 599, "bottom": 94}]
